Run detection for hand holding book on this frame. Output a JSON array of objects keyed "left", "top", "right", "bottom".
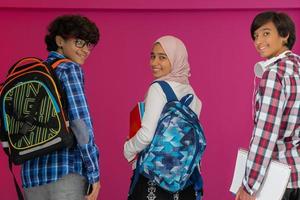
[
  {"left": 129, "top": 102, "right": 145, "bottom": 140},
  {"left": 230, "top": 149, "right": 291, "bottom": 200}
]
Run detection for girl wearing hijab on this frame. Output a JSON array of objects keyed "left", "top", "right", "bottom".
[{"left": 124, "top": 35, "right": 203, "bottom": 200}]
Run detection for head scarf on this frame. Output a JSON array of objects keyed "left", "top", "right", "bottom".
[{"left": 154, "top": 35, "right": 190, "bottom": 84}]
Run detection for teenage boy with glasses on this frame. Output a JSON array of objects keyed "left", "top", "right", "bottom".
[{"left": 22, "top": 14, "right": 101, "bottom": 200}]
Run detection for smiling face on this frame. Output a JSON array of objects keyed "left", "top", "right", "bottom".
[
  {"left": 150, "top": 43, "right": 172, "bottom": 79},
  {"left": 253, "top": 21, "right": 289, "bottom": 59},
  {"left": 56, "top": 36, "right": 91, "bottom": 65}
]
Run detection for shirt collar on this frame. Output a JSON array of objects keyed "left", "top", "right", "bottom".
[{"left": 48, "top": 51, "right": 66, "bottom": 59}]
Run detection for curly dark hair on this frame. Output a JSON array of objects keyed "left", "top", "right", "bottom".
[
  {"left": 250, "top": 11, "right": 296, "bottom": 50},
  {"left": 45, "top": 14, "right": 100, "bottom": 51}
]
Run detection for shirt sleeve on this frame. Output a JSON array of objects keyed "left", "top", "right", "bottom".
[
  {"left": 123, "top": 83, "right": 166, "bottom": 162},
  {"left": 242, "top": 69, "right": 285, "bottom": 195},
  {"left": 57, "top": 63, "right": 100, "bottom": 184}
]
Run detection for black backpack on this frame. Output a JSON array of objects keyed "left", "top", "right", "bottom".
[{"left": 0, "top": 57, "right": 75, "bottom": 165}]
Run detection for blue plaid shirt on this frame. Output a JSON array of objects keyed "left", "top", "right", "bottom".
[{"left": 21, "top": 51, "right": 100, "bottom": 188}]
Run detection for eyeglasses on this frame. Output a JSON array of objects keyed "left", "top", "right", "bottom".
[{"left": 74, "top": 38, "right": 95, "bottom": 50}]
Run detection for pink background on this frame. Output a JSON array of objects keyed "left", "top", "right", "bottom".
[
  {"left": 1, "top": 0, "right": 300, "bottom": 9},
  {"left": 0, "top": 2, "right": 300, "bottom": 200}
]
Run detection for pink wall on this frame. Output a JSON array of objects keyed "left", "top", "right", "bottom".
[
  {"left": 1, "top": 0, "right": 300, "bottom": 9},
  {"left": 0, "top": 5, "right": 300, "bottom": 200}
]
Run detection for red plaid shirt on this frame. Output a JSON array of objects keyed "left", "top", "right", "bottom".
[{"left": 243, "top": 52, "right": 300, "bottom": 195}]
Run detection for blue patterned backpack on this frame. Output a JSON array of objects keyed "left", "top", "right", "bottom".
[{"left": 136, "top": 81, "right": 206, "bottom": 193}]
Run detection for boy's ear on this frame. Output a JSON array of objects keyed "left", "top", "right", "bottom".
[
  {"left": 55, "top": 35, "right": 64, "bottom": 47},
  {"left": 283, "top": 34, "right": 289, "bottom": 45}
]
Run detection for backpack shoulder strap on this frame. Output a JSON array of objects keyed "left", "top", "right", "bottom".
[
  {"left": 9, "top": 157, "right": 25, "bottom": 200},
  {"left": 180, "top": 93, "right": 194, "bottom": 106},
  {"left": 49, "top": 58, "right": 72, "bottom": 70},
  {"left": 154, "top": 81, "right": 178, "bottom": 102},
  {"left": 44, "top": 58, "right": 71, "bottom": 116}
]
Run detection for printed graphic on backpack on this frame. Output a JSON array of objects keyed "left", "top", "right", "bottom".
[{"left": 0, "top": 57, "right": 75, "bottom": 164}]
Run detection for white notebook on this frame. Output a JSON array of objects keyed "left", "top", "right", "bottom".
[{"left": 230, "top": 149, "right": 291, "bottom": 200}]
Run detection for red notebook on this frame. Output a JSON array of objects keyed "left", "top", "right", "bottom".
[{"left": 129, "top": 102, "right": 145, "bottom": 139}]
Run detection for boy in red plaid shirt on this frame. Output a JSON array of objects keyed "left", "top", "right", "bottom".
[{"left": 236, "top": 11, "right": 300, "bottom": 200}]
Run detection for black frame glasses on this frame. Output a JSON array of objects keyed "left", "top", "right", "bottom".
[{"left": 74, "top": 38, "right": 95, "bottom": 50}]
